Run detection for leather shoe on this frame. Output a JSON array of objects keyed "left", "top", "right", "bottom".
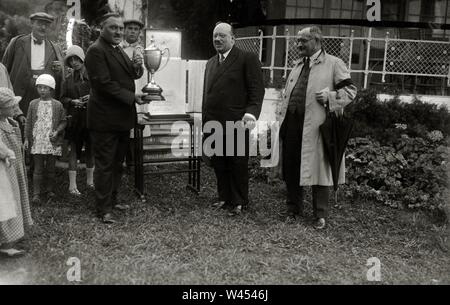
[
  {"left": 286, "top": 202, "right": 303, "bottom": 218},
  {"left": 228, "top": 205, "right": 242, "bottom": 216},
  {"left": 102, "top": 213, "right": 117, "bottom": 224},
  {"left": 314, "top": 218, "right": 326, "bottom": 230},
  {"left": 286, "top": 209, "right": 304, "bottom": 218}
]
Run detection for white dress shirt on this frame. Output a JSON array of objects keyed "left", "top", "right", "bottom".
[
  {"left": 120, "top": 40, "right": 143, "bottom": 60},
  {"left": 31, "top": 34, "right": 45, "bottom": 70},
  {"left": 306, "top": 49, "right": 322, "bottom": 68},
  {"left": 219, "top": 48, "right": 232, "bottom": 63}
]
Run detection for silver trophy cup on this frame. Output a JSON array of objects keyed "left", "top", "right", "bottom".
[{"left": 141, "top": 38, "right": 170, "bottom": 102}]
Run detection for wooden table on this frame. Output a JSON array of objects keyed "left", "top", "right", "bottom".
[{"left": 134, "top": 113, "right": 201, "bottom": 200}]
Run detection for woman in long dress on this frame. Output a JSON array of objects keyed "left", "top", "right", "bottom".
[{"left": 0, "top": 87, "right": 33, "bottom": 257}]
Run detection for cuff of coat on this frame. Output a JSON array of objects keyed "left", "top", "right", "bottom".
[
  {"left": 13, "top": 113, "right": 25, "bottom": 120},
  {"left": 243, "top": 113, "right": 257, "bottom": 121}
]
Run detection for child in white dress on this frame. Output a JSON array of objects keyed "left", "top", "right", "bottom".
[{"left": 25, "top": 74, "right": 67, "bottom": 204}]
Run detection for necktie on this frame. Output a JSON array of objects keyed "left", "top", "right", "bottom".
[
  {"left": 303, "top": 57, "right": 310, "bottom": 71},
  {"left": 219, "top": 53, "right": 225, "bottom": 65},
  {"left": 287, "top": 57, "right": 311, "bottom": 114}
]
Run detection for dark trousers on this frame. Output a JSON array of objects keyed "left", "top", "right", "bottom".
[
  {"left": 125, "top": 138, "right": 135, "bottom": 167},
  {"left": 91, "top": 130, "right": 130, "bottom": 216},
  {"left": 212, "top": 155, "right": 249, "bottom": 207},
  {"left": 32, "top": 154, "right": 56, "bottom": 195},
  {"left": 207, "top": 127, "right": 250, "bottom": 207},
  {"left": 281, "top": 108, "right": 329, "bottom": 218}
]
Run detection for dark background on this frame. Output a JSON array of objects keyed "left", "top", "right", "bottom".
[{"left": 0, "top": 0, "right": 267, "bottom": 60}]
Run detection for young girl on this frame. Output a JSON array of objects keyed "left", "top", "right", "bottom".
[
  {"left": 61, "top": 45, "right": 94, "bottom": 195},
  {"left": 25, "top": 74, "right": 67, "bottom": 204},
  {"left": 0, "top": 87, "right": 32, "bottom": 257}
]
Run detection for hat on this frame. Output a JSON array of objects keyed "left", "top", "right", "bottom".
[
  {"left": 35, "top": 74, "right": 56, "bottom": 90},
  {"left": 0, "top": 88, "right": 21, "bottom": 109},
  {"left": 124, "top": 19, "right": 144, "bottom": 28},
  {"left": 97, "top": 12, "right": 121, "bottom": 25},
  {"left": 64, "top": 45, "right": 85, "bottom": 66},
  {"left": 29, "top": 12, "right": 55, "bottom": 23}
]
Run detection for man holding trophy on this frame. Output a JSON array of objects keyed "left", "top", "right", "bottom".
[{"left": 85, "top": 13, "right": 145, "bottom": 224}]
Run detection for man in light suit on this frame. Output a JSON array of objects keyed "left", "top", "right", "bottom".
[
  {"left": 85, "top": 13, "right": 144, "bottom": 224},
  {"left": 275, "top": 26, "right": 357, "bottom": 229},
  {"left": 202, "top": 22, "right": 264, "bottom": 216}
]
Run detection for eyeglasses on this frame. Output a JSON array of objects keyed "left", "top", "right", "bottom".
[{"left": 296, "top": 37, "right": 313, "bottom": 44}]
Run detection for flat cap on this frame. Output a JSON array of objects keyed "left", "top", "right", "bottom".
[
  {"left": 29, "top": 12, "right": 54, "bottom": 23},
  {"left": 124, "top": 19, "right": 144, "bottom": 28}
]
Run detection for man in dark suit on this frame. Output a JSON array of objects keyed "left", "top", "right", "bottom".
[
  {"left": 85, "top": 13, "right": 144, "bottom": 223},
  {"left": 202, "top": 22, "right": 264, "bottom": 216}
]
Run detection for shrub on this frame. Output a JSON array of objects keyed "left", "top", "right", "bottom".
[
  {"left": 344, "top": 134, "right": 449, "bottom": 213},
  {"left": 347, "top": 89, "right": 450, "bottom": 143}
]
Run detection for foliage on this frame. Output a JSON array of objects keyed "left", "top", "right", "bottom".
[
  {"left": 0, "top": 12, "right": 31, "bottom": 59},
  {"left": 169, "top": 0, "right": 220, "bottom": 59},
  {"left": 80, "top": 0, "right": 109, "bottom": 25},
  {"left": 0, "top": 0, "right": 31, "bottom": 16},
  {"left": 340, "top": 90, "right": 450, "bottom": 217},
  {"left": 346, "top": 89, "right": 450, "bottom": 143},
  {"left": 344, "top": 134, "right": 449, "bottom": 213}
]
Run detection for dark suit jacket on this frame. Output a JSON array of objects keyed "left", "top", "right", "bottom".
[
  {"left": 202, "top": 46, "right": 264, "bottom": 126},
  {"left": 85, "top": 37, "right": 144, "bottom": 132}
]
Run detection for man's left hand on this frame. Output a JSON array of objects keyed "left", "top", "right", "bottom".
[
  {"left": 132, "top": 55, "right": 143, "bottom": 69},
  {"left": 242, "top": 113, "right": 257, "bottom": 130}
]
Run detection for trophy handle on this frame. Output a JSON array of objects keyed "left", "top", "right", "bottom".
[{"left": 157, "top": 48, "right": 170, "bottom": 72}]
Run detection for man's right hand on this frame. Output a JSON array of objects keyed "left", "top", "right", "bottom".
[
  {"left": 71, "top": 99, "right": 84, "bottom": 108},
  {"left": 135, "top": 93, "right": 148, "bottom": 105}
]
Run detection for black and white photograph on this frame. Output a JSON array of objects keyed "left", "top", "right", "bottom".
[{"left": 0, "top": 0, "right": 449, "bottom": 291}]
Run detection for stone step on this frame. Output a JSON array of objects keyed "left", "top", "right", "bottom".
[
  {"left": 143, "top": 143, "right": 190, "bottom": 152},
  {"left": 143, "top": 135, "right": 189, "bottom": 145}
]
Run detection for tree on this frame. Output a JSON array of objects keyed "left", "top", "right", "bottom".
[
  {"left": 169, "top": 0, "right": 228, "bottom": 59},
  {"left": 0, "top": 0, "right": 31, "bottom": 16},
  {"left": 80, "top": 0, "right": 110, "bottom": 25}
]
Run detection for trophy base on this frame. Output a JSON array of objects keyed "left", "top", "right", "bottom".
[{"left": 141, "top": 94, "right": 165, "bottom": 102}]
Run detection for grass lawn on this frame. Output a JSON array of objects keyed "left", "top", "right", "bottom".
[{"left": 0, "top": 163, "right": 449, "bottom": 284}]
